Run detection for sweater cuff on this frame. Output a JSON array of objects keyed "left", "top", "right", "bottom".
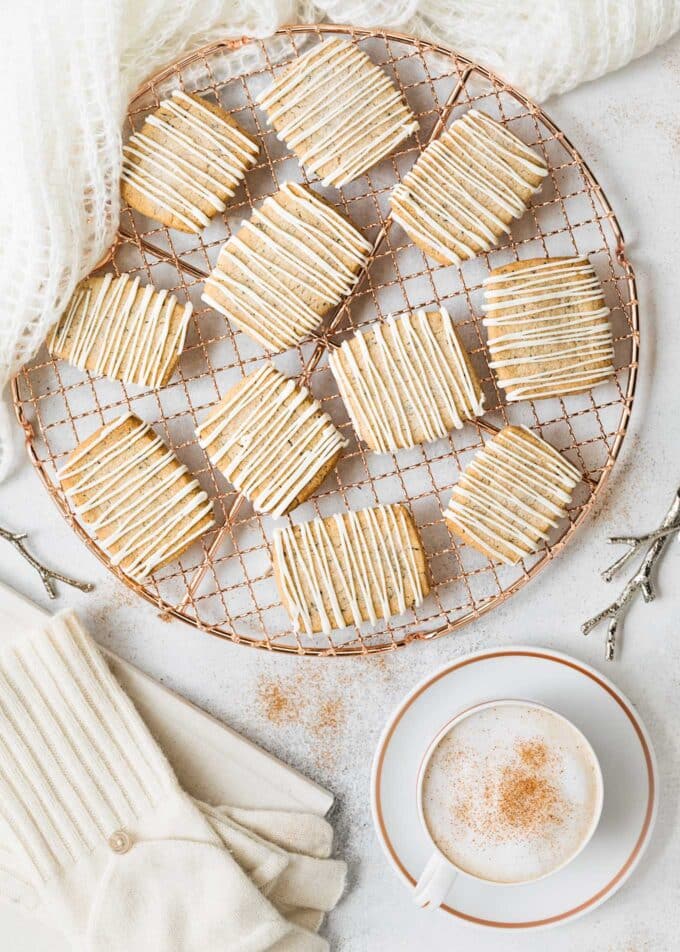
[{"left": 0, "top": 612, "right": 174, "bottom": 882}]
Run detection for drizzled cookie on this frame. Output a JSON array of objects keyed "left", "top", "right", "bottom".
[
  {"left": 59, "top": 413, "right": 215, "bottom": 581},
  {"left": 272, "top": 504, "right": 430, "bottom": 635},
  {"left": 48, "top": 274, "right": 192, "bottom": 389},
  {"left": 202, "top": 182, "right": 371, "bottom": 352},
  {"left": 443, "top": 425, "right": 580, "bottom": 565},
  {"left": 197, "top": 364, "right": 347, "bottom": 517},
  {"left": 121, "top": 90, "right": 259, "bottom": 233},
  {"left": 390, "top": 110, "right": 548, "bottom": 265},
  {"left": 329, "top": 308, "right": 484, "bottom": 453},
  {"left": 483, "top": 256, "right": 614, "bottom": 400},
  {"left": 257, "top": 38, "right": 418, "bottom": 187}
]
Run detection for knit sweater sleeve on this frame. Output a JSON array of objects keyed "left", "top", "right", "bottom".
[{"left": 0, "top": 611, "right": 174, "bottom": 883}]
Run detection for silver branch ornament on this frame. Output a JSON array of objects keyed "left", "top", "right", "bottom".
[
  {"left": 0, "top": 525, "right": 94, "bottom": 598},
  {"left": 582, "top": 487, "right": 680, "bottom": 660}
]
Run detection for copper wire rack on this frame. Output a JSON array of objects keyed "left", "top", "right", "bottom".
[{"left": 12, "top": 25, "right": 639, "bottom": 656}]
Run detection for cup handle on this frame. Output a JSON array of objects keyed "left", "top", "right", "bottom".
[{"left": 413, "top": 852, "right": 458, "bottom": 909}]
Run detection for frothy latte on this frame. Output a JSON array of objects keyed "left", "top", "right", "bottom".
[{"left": 421, "top": 703, "right": 602, "bottom": 884}]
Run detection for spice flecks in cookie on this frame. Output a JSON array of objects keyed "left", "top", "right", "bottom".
[
  {"left": 196, "top": 363, "right": 347, "bottom": 517},
  {"left": 329, "top": 307, "right": 484, "bottom": 453},
  {"left": 257, "top": 38, "right": 418, "bottom": 187},
  {"left": 49, "top": 274, "right": 192, "bottom": 389},
  {"left": 483, "top": 256, "right": 614, "bottom": 400},
  {"left": 202, "top": 182, "right": 371, "bottom": 352},
  {"left": 443, "top": 425, "right": 580, "bottom": 565},
  {"left": 59, "top": 413, "right": 215, "bottom": 581},
  {"left": 390, "top": 109, "right": 548, "bottom": 265},
  {"left": 121, "top": 90, "right": 259, "bottom": 233},
  {"left": 272, "top": 504, "right": 430, "bottom": 634}
]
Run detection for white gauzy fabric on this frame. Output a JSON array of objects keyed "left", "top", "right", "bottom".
[
  {"left": 0, "top": 611, "right": 327, "bottom": 951},
  {"left": 1, "top": 0, "right": 678, "bottom": 479},
  {"left": 317, "top": 0, "right": 680, "bottom": 100}
]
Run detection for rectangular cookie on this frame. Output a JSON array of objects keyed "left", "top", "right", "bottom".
[
  {"left": 443, "top": 425, "right": 580, "bottom": 565},
  {"left": 121, "top": 90, "right": 259, "bottom": 233},
  {"left": 390, "top": 109, "right": 548, "bottom": 265},
  {"left": 59, "top": 413, "right": 215, "bottom": 581},
  {"left": 202, "top": 182, "right": 371, "bottom": 352},
  {"left": 329, "top": 308, "right": 484, "bottom": 453},
  {"left": 48, "top": 273, "right": 192, "bottom": 389},
  {"left": 196, "top": 364, "right": 347, "bottom": 517},
  {"left": 483, "top": 256, "right": 614, "bottom": 400},
  {"left": 272, "top": 504, "right": 430, "bottom": 634},
  {"left": 257, "top": 38, "right": 418, "bottom": 188}
]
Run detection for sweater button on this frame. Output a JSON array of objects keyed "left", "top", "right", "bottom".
[{"left": 108, "top": 829, "right": 132, "bottom": 854}]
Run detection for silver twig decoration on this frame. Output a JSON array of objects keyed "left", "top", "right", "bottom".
[
  {"left": 582, "top": 487, "right": 680, "bottom": 660},
  {"left": 0, "top": 526, "right": 94, "bottom": 598}
]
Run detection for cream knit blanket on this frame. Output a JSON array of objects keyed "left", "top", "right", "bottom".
[{"left": 1, "top": 0, "right": 678, "bottom": 478}]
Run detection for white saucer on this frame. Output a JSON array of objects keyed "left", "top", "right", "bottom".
[{"left": 370, "top": 647, "right": 657, "bottom": 931}]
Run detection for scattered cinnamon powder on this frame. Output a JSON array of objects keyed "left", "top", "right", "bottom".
[
  {"left": 258, "top": 681, "right": 298, "bottom": 726},
  {"left": 454, "top": 798, "right": 471, "bottom": 826},
  {"left": 496, "top": 769, "right": 561, "bottom": 831},
  {"left": 517, "top": 739, "right": 549, "bottom": 770},
  {"left": 256, "top": 669, "right": 347, "bottom": 768},
  {"left": 431, "top": 735, "right": 570, "bottom": 847},
  {"left": 479, "top": 737, "right": 566, "bottom": 836},
  {"left": 314, "top": 697, "right": 344, "bottom": 734}
]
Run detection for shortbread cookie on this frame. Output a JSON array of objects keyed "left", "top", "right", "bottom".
[
  {"left": 390, "top": 110, "right": 548, "bottom": 265},
  {"left": 59, "top": 413, "right": 215, "bottom": 581},
  {"left": 48, "top": 273, "right": 192, "bottom": 388},
  {"left": 197, "top": 364, "right": 347, "bottom": 517},
  {"left": 483, "top": 256, "right": 614, "bottom": 401},
  {"left": 121, "top": 90, "right": 259, "bottom": 233},
  {"left": 257, "top": 38, "right": 418, "bottom": 188},
  {"left": 329, "top": 308, "right": 484, "bottom": 453},
  {"left": 272, "top": 504, "right": 430, "bottom": 634},
  {"left": 202, "top": 182, "right": 371, "bottom": 352},
  {"left": 443, "top": 425, "right": 580, "bottom": 565}
]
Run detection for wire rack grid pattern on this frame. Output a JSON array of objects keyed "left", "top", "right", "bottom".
[{"left": 12, "top": 25, "right": 639, "bottom": 656}]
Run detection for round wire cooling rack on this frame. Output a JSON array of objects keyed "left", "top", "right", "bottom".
[{"left": 12, "top": 25, "right": 639, "bottom": 656}]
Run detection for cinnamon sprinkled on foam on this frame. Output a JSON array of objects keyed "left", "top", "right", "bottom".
[
  {"left": 460, "top": 737, "right": 568, "bottom": 838},
  {"left": 421, "top": 705, "right": 599, "bottom": 883},
  {"left": 518, "top": 738, "right": 550, "bottom": 770},
  {"left": 496, "top": 747, "right": 563, "bottom": 832}
]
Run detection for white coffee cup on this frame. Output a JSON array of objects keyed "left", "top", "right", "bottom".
[{"left": 414, "top": 699, "right": 604, "bottom": 909}]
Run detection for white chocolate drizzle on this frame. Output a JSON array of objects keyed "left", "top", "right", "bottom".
[
  {"left": 48, "top": 273, "right": 192, "bottom": 388},
  {"left": 257, "top": 38, "right": 418, "bottom": 187},
  {"left": 329, "top": 308, "right": 484, "bottom": 453},
  {"left": 202, "top": 181, "right": 371, "bottom": 352},
  {"left": 273, "top": 504, "right": 427, "bottom": 634},
  {"left": 59, "top": 413, "right": 214, "bottom": 581},
  {"left": 197, "top": 364, "right": 347, "bottom": 517},
  {"left": 122, "top": 90, "right": 258, "bottom": 233},
  {"left": 444, "top": 425, "right": 581, "bottom": 565},
  {"left": 390, "top": 109, "right": 548, "bottom": 264},
  {"left": 483, "top": 256, "right": 614, "bottom": 400}
]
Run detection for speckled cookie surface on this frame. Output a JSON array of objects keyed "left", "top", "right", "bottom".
[
  {"left": 59, "top": 413, "right": 215, "bottom": 581},
  {"left": 257, "top": 38, "right": 418, "bottom": 187},
  {"left": 443, "top": 425, "right": 580, "bottom": 565},
  {"left": 196, "top": 363, "right": 347, "bottom": 518},
  {"left": 329, "top": 308, "right": 484, "bottom": 453},
  {"left": 272, "top": 504, "right": 430, "bottom": 634},
  {"left": 390, "top": 109, "right": 548, "bottom": 265},
  {"left": 483, "top": 256, "right": 614, "bottom": 400},
  {"left": 49, "top": 274, "right": 192, "bottom": 389},
  {"left": 121, "top": 90, "right": 258, "bottom": 233},
  {"left": 202, "top": 182, "right": 371, "bottom": 352}
]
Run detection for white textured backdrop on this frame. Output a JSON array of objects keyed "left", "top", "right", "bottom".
[{"left": 1, "top": 30, "right": 680, "bottom": 951}]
